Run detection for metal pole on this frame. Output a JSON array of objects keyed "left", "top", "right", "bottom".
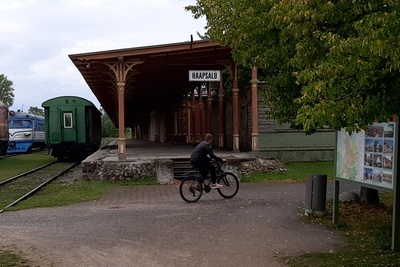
[{"left": 392, "top": 119, "right": 400, "bottom": 252}]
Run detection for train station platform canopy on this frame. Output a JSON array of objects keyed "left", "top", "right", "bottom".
[{"left": 69, "top": 40, "right": 233, "bottom": 128}]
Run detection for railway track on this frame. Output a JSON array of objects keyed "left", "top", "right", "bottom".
[
  {"left": 0, "top": 154, "right": 18, "bottom": 160},
  {"left": 0, "top": 161, "right": 79, "bottom": 212}
]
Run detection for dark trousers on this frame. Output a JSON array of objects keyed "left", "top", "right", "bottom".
[{"left": 191, "top": 160, "right": 217, "bottom": 184}]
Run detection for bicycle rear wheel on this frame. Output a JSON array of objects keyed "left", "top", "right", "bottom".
[
  {"left": 217, "top": 172, "right": 239, "bottom": 199},
  {"left": 179, "top": 176, "right": 203, "bottom": 203}
]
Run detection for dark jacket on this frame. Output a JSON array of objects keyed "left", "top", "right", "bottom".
[{"left": 190, "top": 140, "right": 222, "bottom": 163}]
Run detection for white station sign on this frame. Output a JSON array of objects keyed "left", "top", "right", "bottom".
[{"left": 189, "top": 70, "right": 221, "bottom": 81}]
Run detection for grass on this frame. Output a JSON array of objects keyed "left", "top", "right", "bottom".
[
  {"left": 1, "top": 148, "right": 157, "bottom": 211},
  {"left": 0, "top": 151, "right": 157, "bottom": 265},
  {"left": 6, "top": 180, "right": 110, "bottom": 210},
  {"left": 1, "top": 158, "right": 400, "bottom": 266},
  {"left": 286, "top": 194, "right": 400, "bottom": 266},
  {"left": 0, "top": 151, "right": 55, "bottom": 181},
  {"left": 0, "top": 251, "right": 29, "bottom": 267},
  {"left": 251, "top": 162, "right": 400, "bottom": 266},
  {"left": 6, "top": 177, "right": 158, "bottom": 211},
  {"left": 100, "top": 137, "right": 116, "bottom": 148},
  {"left": 242, "top": 161, "right": 335, "bottom": 182}
]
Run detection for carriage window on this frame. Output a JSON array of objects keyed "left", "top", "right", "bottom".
[
  {"left": 11, "top": 120, "right": 22, "bottom": 127},
  {"left": 35, "top": 121, "right": 44, "bottom": 131},
  {"left": 64, "top": 113, "right": 73, "bottom": 128},
  {"left": 11, "top": 120, "right": 31, "bottom": 127},
  {"left": 22, "top": 120, "right": 31, "bottom": 127}
]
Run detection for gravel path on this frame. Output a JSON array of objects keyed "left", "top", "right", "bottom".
[{"left": 0, "top": 179, "right": 347, "bottom": 267}]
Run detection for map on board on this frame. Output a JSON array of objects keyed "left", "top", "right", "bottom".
[
  {"left": 336, "top": 129, "right": 364, "bottom": 181},
  {"left": 336, "top": 122, "right": 396, "bottom": 190}
]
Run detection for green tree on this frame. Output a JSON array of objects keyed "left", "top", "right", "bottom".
[
  {"left": 100, "top": 108, "right": 118, "bottom": 137},
  {"left": 186, "top": 1, "right": 400, "bottom": 205},
  {"left": 0, "top": 74, "right": 15, "bottom": 107},
  {"left": 28, "top": 106, "right": 44, "bottom": 116},
  {"left": 186, "top": 0, "right": 400, "bottom": 133}
]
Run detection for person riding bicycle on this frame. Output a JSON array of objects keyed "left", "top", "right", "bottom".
[{"left": 190, "top": 133, "right": 224, "bottom": 189}]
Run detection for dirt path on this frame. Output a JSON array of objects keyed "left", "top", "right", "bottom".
[{"left": 0, "top": 182, "right": 345, "bottom": 267}]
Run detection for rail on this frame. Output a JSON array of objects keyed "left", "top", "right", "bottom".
[{"left": 0, "top": 162, "right": 79, "bottom": 213}]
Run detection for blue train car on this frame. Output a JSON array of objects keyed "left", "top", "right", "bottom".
[
  {"left": 42, "top": 96, "right": 102, "bottom": 161},
  {"left": 0, "top": 100, "right": 8, "bottom": 156},
  {"left": 7, "top": 110, "right": 46, "bottom": 153}
]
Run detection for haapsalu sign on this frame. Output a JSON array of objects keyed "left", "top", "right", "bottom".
[{"left": 189, "top": 70, "right": 221, "bottom": 81}]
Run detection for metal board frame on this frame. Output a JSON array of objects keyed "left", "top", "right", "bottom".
[{"left": 333, "top": 121, "right": 400, "bottom": 252}]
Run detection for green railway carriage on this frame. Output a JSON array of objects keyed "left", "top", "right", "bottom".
[{"left": 41, "top": 96, "right": 102, "bottom": 161}]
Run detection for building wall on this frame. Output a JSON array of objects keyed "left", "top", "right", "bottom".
[
  {"left": 229, "top": 85, "right": 336, "bottom": 162},
  {"left": 256, "top": 90, "right": 335, "bottom": 162},
  {"left": 163, "top": 82, "right": 335, "bottom": 163},
  {"left": 258, "top": 131, "right": 335, "bottom": 162}
]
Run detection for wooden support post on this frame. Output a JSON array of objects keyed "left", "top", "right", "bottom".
[
  {"left": 190, "top": 89, "right": 196, "bottom": 144},
  {"left": 218, "top": 80, "right": 224, "bottom": 149},
  {"left": 207, "top": 82, "right": 213, "bottom": 133},
  {"left": 117, "top": 82, "right": 126, "bottom": 158},
  {"left": 232, "top": 64, "right": 240, "bottom": 152},
  {"left": 105, "top": 58, "right": 142, "bottom": 159},
  {"left": 199, "top": 85, "right": 205, "bottom": 138},
  {"left": 194, "top": 88, "right": 201, "bottom": 143},
  {"left": 251, "top": 66, "right": 259, "bottom": 151}
]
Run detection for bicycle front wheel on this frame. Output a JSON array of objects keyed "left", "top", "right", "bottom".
[
  {"left": 217, "top": 172, "right": 239, "bottom": 199},
  {"left": 179, "top": 176, "right": 203, "bottom": 203}
]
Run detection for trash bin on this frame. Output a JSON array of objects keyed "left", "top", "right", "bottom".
[{"left": 305, "top": 174, "right": 327, "bottom": 216}]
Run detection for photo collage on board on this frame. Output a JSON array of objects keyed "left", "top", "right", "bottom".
[{"left": 364, "top": 123, "right": 395, "bottom": 189}]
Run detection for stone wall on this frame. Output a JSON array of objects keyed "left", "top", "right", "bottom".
[
  {"left": 240, "top": 157, "right": 287, "bottom": 175},
  {"left": 81, "top": 157, "right": 287, "bottom": 183},
  {"left": 82, "top": 160, "right": 156, "bottom": 181}
]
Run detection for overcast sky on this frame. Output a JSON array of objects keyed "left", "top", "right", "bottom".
[{"left": 0, "top": 0, "right": 206, "bottom": 112}]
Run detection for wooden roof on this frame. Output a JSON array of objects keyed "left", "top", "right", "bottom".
[{"left": 69, "top": 40, "right": 233, "bottom": 126}]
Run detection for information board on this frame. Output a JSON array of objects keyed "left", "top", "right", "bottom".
[{"left": 336, "top": 122, "right": 396, "bottom": 190}]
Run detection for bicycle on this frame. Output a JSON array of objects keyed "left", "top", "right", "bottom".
[{"left": 179, "top": 161, "right": 239, "bottom": 203}]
